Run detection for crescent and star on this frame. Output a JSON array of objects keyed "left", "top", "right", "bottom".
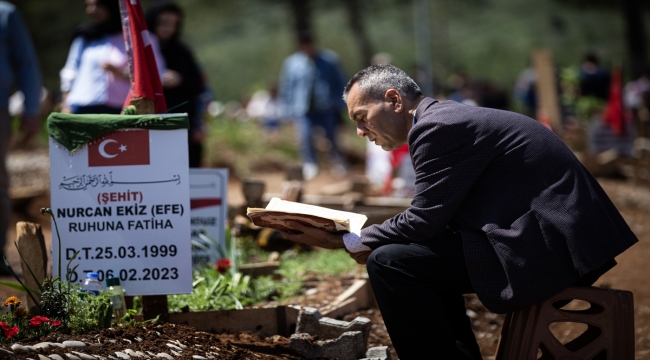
[{"left": 98, "top": 139, "right": 128, "bottom": 158}]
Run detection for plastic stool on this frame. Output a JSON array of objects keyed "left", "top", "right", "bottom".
[{"left": 494, "top": 286, "right": 634, "bottom": 360}]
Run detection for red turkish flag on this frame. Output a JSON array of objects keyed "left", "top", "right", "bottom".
[
  {"left": 603, "top": 66, "right": 624, "bottom": 136},
  {"left": 88, "top": 130, "right": 150, "bottom": 167},
  {"left": 119, "top": 0, "right": 167, "bottom": 113}
]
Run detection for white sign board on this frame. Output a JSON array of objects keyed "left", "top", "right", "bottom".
[
  {"left": 49, "top": 128, "right": 192, "bottom": 296},
  {"left": 189, "top": 168, "right": 228, "bottom": 266}
]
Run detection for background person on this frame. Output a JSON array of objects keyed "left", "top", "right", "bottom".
[
  {"left": 280, "top": 64, "right": 637, "bottom": 359},
  {"left": 278, "top": 32, "right": 348, "bottom": 180},
  {"left": 60, "top": 0, "right": 165, "bottom": 115},
  {"left": 0, "top": 1, "right": 41, "bottom": 275},
  {"left": 147, "top": 1, "right": 206, "bottom": 168}
]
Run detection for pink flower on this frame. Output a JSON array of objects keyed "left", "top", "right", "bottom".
[
  {"left": 216, "top": 258, "right": 232, "bottom": 273},
  {"left": 28, "top": 316, "right": 51, "bottom": 327},
  {"left": 51, "top": 320, "right": 62, "bottom": 327},
  {"left": 0, "top": 322, "right": 19, "bottom": 339}
]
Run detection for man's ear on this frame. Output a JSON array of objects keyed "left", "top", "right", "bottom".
[{"left": 384, "top": 89, "right": 403, "bottom": 112}]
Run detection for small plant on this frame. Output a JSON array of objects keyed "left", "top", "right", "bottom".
[
  {"left": 0, "top": 208, "right": 116, "bottom": 342},
  {"left": 0, "top": 296, "right": 64, "bottom": 342}
]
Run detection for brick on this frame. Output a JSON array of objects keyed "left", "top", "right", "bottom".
[
  {"left": 296, "top": 307, "right": 371, "bottom": 346},
  {"left": 289, "top": 331, "right": 365, "bottom": 360}
]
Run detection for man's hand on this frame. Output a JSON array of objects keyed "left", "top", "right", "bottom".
[
  {"left": 347, "top": 250, "right": 372, "bottom": 265},
  {"left": 279, "top": 221, "right": 346, "bottom": 249},
  {"left": 161, "top": 70, "right": 182, "bottom": 88}
]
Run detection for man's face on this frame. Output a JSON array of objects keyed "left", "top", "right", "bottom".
[{"left": 346, "top": 83, "right": 409, "bottom": 151}]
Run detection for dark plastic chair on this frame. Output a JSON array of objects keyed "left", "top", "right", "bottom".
[{"left": 494, "top": 286, "right": 634, "bottom": 360}]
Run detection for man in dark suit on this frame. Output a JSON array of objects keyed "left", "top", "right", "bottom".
[{"left": 281, "top": 64, "right": 638, "bottom": 359}]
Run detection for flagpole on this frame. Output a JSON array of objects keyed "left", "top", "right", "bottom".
[
  {"left": 118, "top": 0, "right": 168, "bottom": 320},
  {"left": 118, "top": 0, "right": 134, "bottom": 86}
]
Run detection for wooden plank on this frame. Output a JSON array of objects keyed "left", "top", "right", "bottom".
[
  {"left": 331, "top": 279, "right": 370, "bottom": 309},
  {"left": 321, "top": 297, "right": 359, "bottom": 319},
  {"left": 239, "top": 261, "right": 280, "bottom": 278},
  {"left": 16, "top": 221, "right": 47, "bottom": 314},
  {"left": 131, "top": 97, "right": 170, "bottom": 321},
  {"left": 532, "top": 49, "right": 562, "bottom": 132},
  {"left": 166, "top": 306, "right": 299, "bottom": 337}
]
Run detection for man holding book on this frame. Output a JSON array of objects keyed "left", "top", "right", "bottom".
[{"left": 279, "top": 64, "right": 637, "bottom": 359}]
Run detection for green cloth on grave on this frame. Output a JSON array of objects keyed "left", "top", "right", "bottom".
[{"left": 47, "top": 111, "right": 189, "bottom": 152}]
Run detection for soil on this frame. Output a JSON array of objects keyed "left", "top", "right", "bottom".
[{"left": 2, "top": 150, "right": 650, "bottom": 359}]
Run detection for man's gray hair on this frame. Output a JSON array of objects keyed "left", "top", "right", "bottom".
[{"left": 343, "top": 64, "right": 422, "bottom": 103}]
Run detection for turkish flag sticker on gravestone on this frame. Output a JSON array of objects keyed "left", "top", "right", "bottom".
[{"left": 88, "top": 129, "right": 150, "bottom": 167}]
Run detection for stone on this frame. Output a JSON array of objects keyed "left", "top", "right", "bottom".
[
  {"left": 48, "top": 355, "right": 65, "bottom": 360},
  {"left": 192, "top": 356, "right": 207, "bottom": 360},
  {"left": 290, "top": 331, "right": 366, "bottom": 360},
  {"left": 34, "top": 342, "right": 52, "bottom": 350},
  {"left": 466, "top": 309, "right": 478, "bottom": 319},
  {"left": 50, "top": 343, "right": 67, "bottom": 348},
  {"left": 135, "top": 337, "right": 143, "bottom": 343},
  {"left": 165, "top": 343, "right": 182, "bottom": 352},
  {"left": 122, "top": 339, "right": 132, "bottom": 344},
  {"left": 114, "top": 352, "right": 131, "bottom": 359},
  {"left": 296, "top": 307, "right": 372, "bottom": 347},
  {"left": 155, "top": 354, "right": 174, "bottom": 359},
  {"left": 39, "top": 355, "right": 51, "bottom": 360},
  {"left": 62, "top": 341, "right": 87, "bottom": 349},
  {"left": 0, "top": 348, "right": 13, "bottom": 355},
  {"left": 71, "top": 351, "right": 97, "bottom": 360},
  {"left": 64, "top": 354, "right": 81, "bottom": 360},
  {"left": 11, "top": 344, "right": 32, "bottom": 353},
  {"left": 170, "top": 340, "right": 186, "bottom": 349},
  {"left": 361, "top": 346, "right": 392, "bottom": 360},
  {"left": 135, "top": 351, "right": 149, "bottom": 358},
  {"left": 170, "top": 350, "right": 181, "bottom": 356}
]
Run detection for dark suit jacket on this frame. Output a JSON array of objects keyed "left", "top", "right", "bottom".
[{"left": 360, "top": 98, "right": 638, "bottom": 314}]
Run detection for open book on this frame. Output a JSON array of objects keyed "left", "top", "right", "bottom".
[{"left": 247, "top": 197, "right": 368, "bottom": 235}]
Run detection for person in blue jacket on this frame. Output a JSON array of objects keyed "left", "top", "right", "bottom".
[
  {"left": 278, "top": 32, "right": 348, "bottom": 180},
  {"left": 0, "top": 1, "right": 41, "bottom": 275}
]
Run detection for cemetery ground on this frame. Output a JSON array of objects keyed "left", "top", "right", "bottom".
[{"left": 1, "top": 150, "right": 650, "bottom": 359}]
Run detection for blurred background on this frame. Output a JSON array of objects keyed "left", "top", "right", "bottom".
[{"left": 10, "top": 0, "right": 649, "bottom": 179}]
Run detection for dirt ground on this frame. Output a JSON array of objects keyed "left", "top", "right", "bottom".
[{"left": 2, "top": 150, "right": 650, "bottom": 359}]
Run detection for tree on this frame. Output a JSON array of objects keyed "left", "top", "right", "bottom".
[{"left": 552, "top": 0, "right": 649, "bottom": 78}]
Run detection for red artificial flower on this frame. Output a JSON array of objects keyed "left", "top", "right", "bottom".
[
  {"left": 51, "top": 320, "right": 62, "bottom": 327},
  {"left": 28, "top": 316, "right": 51, "bottom": 327},
  {"left": 0, "top": 322, "right": 19, "bottom": 339},
  {"left": 216, "top": 258, "right": 232, "bottom": 273}
]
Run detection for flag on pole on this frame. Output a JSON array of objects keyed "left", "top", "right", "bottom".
[{"left": 119, "top": 0, "right": 167, "bottom": 113}]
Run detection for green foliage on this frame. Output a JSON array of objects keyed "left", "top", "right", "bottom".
[
  {"left": 19, "top": 0, "right": 634, "bottom": 104},
  {"left": 167, "top": 245, "right": 358, "bottom": 312},
  {"left": 0, "top": 208, "right": 138, "bottom": 343},
  {"left": 66, "top": 291, "right": 113, "bottom": 335},
  {"left": 205, "top": 117, "right": 300, "bottom": 176},
  {"left": 279, "top": 248, "right": 358, "bottom": 278}
]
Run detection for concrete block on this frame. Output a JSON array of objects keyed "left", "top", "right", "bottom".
[
  {"left": 289, "top": 331, "right": 365, "bottom": 360},
  {"left": 296, "top": 307, "right": 371, "bottom": 346},
  {"left": 359, "top": 346, "right": 391, "bottom": 360}
]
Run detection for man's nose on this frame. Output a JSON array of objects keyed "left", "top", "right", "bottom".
[{"left": 357, "top": 124, "right": 367, "bottom": 137}]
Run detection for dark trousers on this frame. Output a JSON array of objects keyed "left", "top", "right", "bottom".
[{"left": 366, "top": 228, "right": 482, "bottom": 360}]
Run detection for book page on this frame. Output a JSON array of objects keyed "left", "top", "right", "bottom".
[{"left": 262, "top": 197, "right": 368, "bottom": 235}]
